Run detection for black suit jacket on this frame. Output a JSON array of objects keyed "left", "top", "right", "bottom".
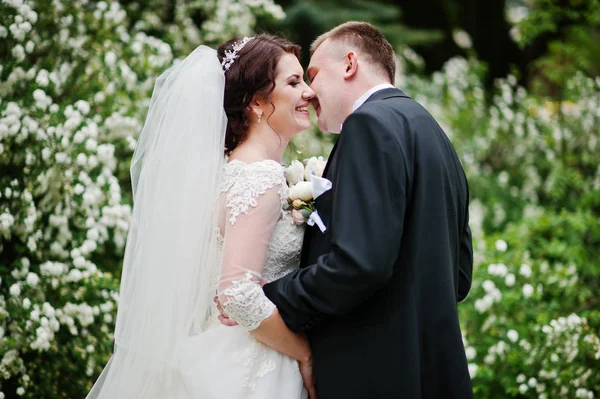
[{"left": 264, "top": 88, "right": 474, "bottom": 399}]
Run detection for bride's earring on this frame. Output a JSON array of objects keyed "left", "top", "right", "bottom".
[{"left": 257, "top": 111, "right": 263, "bottom": 124}]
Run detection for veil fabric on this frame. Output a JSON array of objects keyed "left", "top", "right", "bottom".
[{"left": 87, "top": 45, "right": 227, "bottom": 398}]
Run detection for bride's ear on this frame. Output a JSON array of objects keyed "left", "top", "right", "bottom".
[
  {"left": 343, "top": 51, "right": 358, "bottom": 81},
  {"left": 247, "top": 96, "right": 264, "bottom": 123}
]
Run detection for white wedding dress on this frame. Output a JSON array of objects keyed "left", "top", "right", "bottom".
[
  {"left": 176, "top": 159, "right": 308, "bottom": 398},
  {"left": 86, "top": 47, "right": 307, "bottom": 399}
]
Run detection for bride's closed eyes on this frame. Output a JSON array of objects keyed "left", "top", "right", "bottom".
[{"left": 286, "top": 74, "right": 303, "bottom": 86}]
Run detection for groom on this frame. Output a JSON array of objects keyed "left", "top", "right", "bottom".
[
  {"left": 227, "top": 22, "right": 474, "bottom": 398},
  {"left": 265, "top": 22, "right": 473, "bottom": 398}
]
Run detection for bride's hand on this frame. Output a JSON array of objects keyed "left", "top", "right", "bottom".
[
  {"left": 298, "top": 356, "right": 317, "bottom": 399},
  {"left": 213, "top": 295, "right": 238, "bottom": 327},
  {"left": 213, "top": 280, "right": 267, "bottom": 327}
]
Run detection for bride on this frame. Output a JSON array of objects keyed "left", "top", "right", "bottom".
[{"left": 86, "top": 34, "right": 316, "bottom": 398}]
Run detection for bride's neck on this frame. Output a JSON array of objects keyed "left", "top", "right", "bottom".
[{"left": 230, "top": 124, "right": 290, "bottom": 163}]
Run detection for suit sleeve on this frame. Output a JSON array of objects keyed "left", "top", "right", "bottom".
[
  {"left": 457, "top": 184, "right": 473, "bottom": 302},
  {"left": 263, "top": 111, "right": 407, "bottom": 332}
]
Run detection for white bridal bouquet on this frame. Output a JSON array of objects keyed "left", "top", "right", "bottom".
[{"left": 284, "top": 156, "right": 327, "bottom": 225}]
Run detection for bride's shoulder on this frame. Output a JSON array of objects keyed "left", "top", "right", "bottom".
[{"left": 221, "top": 158, "right": 285, "bottom": 194}]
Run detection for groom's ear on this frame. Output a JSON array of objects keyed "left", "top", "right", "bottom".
[{"left": 343, "top": 51, "right": 359, "bottom": 81}]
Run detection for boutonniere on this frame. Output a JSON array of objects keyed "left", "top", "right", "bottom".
[{"left": 283, "top": 157, "right": 331, "bottom": 232}]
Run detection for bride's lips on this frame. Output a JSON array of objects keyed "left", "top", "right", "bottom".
[{"left": 295, "top": 103, "right": 309, "bottom": 117}]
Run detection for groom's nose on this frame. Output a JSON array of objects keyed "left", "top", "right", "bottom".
[{"left": 310, "top": 97, "right": 320, "bottom": 109}]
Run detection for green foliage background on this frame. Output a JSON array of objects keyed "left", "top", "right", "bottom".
[{"left": 1, "top": 0, "right": 598, "bottom": 398}]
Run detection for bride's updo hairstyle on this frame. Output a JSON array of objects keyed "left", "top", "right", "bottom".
[{"left": 217, "top": 34, "right": 301, "bottom": 154}]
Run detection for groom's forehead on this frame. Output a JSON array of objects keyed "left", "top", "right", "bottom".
[
  {"left": 308, "top": 45, "right": 329, "bottom": 73},
  {"left": 311, "top": 40, "right": 333, "bottom": 61}
]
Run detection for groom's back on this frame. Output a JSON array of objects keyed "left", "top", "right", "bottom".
[{"left": 301, "top": 90, "right": 474, "bottom": 399}]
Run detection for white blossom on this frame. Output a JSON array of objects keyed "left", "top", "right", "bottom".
[
  {"left": 505, "top": 273, "right": 516, "bottom": 287},
  {"left": 507, "top": 329, "right": 519, "bottom": 343},
  {"left": 520, "top": 264, "right": 532, "bottom": 278},
  {"left": 12, "top": 45, "right": 26, "bottom": 61},
  {"left": 26, "top": 272, "right": 40, "bottom": 286},
  {"left": 10, "top": 284, "right": 21, "bottom": 297},
  {"left": 285, "top": 159, "right": 304, "bottom": 186},
  {"left": 495, "top": 239, "right": 508, "bottom": 252},
  {"left": 519, "top": 384, "right": 529, "bottom": 394}
]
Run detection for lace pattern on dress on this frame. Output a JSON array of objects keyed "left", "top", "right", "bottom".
[
  {"left": 221, "top": 271, "right": 276, "bottom": 331},
  {"left": 221, "top": 159, "right": 285, "bottom": 225},
  {"left": 233, "top": 339, "right": 276, "bottom": 391},
  {"left": 216, "top": 159, "right": 304, "bottom": 391}
]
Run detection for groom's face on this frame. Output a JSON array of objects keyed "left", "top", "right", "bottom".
[{"left": 307, "top": 41, "right": 348, "bottom": 133}]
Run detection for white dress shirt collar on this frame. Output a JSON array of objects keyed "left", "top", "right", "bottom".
[{"left": 352, "top": 83, "right": 395, "bottom": 112}]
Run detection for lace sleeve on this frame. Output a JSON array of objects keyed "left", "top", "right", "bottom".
[{"left": 218, "top": 165, "right": 284, "bottom": 330}]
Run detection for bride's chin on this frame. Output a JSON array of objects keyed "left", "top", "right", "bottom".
[{"left": 296, "top": 120, "right": 311, "bottom": 131}]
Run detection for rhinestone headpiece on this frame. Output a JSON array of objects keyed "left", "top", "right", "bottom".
[{"left": 221, "top": 36, "right": 254, "bottom": 72}]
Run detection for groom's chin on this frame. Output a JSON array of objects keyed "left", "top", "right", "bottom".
[{"left": 317, "top": 119, "right": 337, "bottom": 134}]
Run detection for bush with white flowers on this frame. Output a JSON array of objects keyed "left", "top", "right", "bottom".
[
  {"left": 0, "top": 0, "right": 283, "bottom": 397},
  {"left": 398, "top": 53, "right": 600, "bottom": 397}
]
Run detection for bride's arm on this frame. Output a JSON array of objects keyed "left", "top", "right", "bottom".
[
  {"left": 250, "top": 309, "right": 311, "bottom": 362},
  {"left": 218, "top": 182, "right": 310, "bottom": 362}
]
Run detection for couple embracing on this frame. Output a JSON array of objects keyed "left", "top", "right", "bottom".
[{"left": 87, "top": 21, "right": 474, "bottom": 399}]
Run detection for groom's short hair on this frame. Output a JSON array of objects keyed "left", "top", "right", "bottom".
[{"left": 311, "top": 21, "right": 396, "bottom": 84}]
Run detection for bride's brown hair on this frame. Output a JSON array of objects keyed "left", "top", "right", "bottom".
[{"left": 217, "top": 34, "right": 301, "bottom": 155}]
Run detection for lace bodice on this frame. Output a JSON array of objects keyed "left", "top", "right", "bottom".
[{"left": 216, "top": 159, "right": 304, "bottom": 331}]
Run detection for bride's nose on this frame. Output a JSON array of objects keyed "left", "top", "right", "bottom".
[{"left": 303, "top": 86, "right": 315, "bottom": 100}]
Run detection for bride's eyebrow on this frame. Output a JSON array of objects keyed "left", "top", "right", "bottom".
[{"left": 286, "top": 74, "right": 301, "bottom": 81}]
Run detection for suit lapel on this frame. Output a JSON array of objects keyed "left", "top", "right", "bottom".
[{"left": 322, "top": 138, "right": 339, "bottom": 179}]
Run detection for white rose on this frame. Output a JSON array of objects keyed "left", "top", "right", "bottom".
[
  {"left": 288, "top": 181, "right": 313, "bottom": 201},
  {"left": 304, "top": 156, "right": 327, "bottom": 180},
  {"left": 285, "top": 160, "right": 304, "bottom": 186}
]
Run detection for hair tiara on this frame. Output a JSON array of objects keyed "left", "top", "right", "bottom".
[{"left": 221, "top": 36, "right": 254, "bottom": 72}]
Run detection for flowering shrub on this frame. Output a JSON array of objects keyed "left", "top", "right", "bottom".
[
  {"left": 2, "top": 0, "right": 598, "bottom": 397},
  {"left": 0, "top": 0, "right": 283, "bottom": 397},
  {"left": 461, "top": 216, "right": 600, "bottom": 398},
  {"left": 398, "top": 54, "right": 600, "bottom": 397}
]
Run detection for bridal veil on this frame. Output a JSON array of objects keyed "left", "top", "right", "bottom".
[{"left": 87, "top": 46, "right": 226, "bottom": 398}]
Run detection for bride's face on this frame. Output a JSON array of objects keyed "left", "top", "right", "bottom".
[{"left": 262, "top": 53, "right": 314, "bottom": 138}]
